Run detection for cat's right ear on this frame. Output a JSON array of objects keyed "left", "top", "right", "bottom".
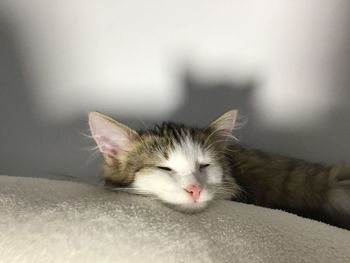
[{"left": 88, "top": 112, "right": 139, "bottom": 164}]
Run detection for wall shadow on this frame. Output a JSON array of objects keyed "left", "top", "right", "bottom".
[{"left": 168, "top": 68, "right": 254, "bottom": 126}]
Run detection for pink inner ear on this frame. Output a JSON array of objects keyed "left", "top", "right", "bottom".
[{"left": 90, "top": 114, "right": 132, "bottom": 157}]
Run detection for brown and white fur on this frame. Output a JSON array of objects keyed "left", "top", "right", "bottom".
[{"left": 89, "top": 110, "right": 350, "bottom": 229}]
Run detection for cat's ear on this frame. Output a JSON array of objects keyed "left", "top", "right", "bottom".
[
  {"left": 207, "top": 110, "right": 238, "bottom": 142},
  {"left": 88, "top": 112, "right": 139, "bottom": 164}
]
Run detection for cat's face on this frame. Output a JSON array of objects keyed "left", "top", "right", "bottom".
[{"left": 89, "top": 110, "right": 239, "bottom": 212}]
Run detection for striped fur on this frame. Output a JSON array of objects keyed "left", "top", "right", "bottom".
[{"left": 229, "top": 146, "right": 350, "bottom": 229}]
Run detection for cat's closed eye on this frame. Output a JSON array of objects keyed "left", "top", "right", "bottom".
[
  {"left": 156, "top": 166, "right": 173, "bottom": 172},
  {"left": 199, "top": 164, "right": 210, "bottom": 170}
]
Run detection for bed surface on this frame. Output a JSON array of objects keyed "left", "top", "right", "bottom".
[{"left": 0, "top": 175, "right": 349, "bottom": 263}]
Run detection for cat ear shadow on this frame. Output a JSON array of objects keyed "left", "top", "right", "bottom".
[
  {"left": 206, "top": 110, "right": 238, "bottom": 142},
  {"left": 88, "top": 112, "right": 139, "bottom": 164}
]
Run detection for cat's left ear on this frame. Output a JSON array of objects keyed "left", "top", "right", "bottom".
[
  {"left": 89, "top": 112, "right": 139, "bottom": 164},
  {"left": 207, "top": 110, "right": 238, "bottom": 142}
]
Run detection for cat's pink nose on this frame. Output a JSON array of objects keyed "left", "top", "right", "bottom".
[{"left": 185, "top": 184, "right": 202, "bottom": 202}]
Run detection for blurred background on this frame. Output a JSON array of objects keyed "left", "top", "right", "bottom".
[{"left": 1, "top": 0, "right": 350, "bottom": 180}]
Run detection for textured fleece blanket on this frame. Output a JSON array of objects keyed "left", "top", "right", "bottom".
[{"left": 0, "top": 175, "right": 349, "bottom": 263}]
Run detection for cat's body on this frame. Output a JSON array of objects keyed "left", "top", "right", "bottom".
[
  {"left": 228, "top": 145, "right": 350, "bottom": 229},
  {"left": 89, "top": 111, "right": 350, "bottom": 230}
]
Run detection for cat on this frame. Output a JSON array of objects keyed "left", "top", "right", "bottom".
[{"left": 88, "top": 110, "right": 350, "bottom": 229}]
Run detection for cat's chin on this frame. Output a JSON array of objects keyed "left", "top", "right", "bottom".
[{"left": 165, "top": 201, "right": 210, "bottom": 213}]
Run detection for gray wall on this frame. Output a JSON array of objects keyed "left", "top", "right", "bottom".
[{"left": 1, "top": 1, "right": 350, "bottom": 180}]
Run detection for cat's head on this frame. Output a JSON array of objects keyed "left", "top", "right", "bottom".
[{"left": 89, "top": 110, "right": 240, "bottom": 212}]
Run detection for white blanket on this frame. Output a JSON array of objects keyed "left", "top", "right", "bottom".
[{"left": 0, "top": 175, "right": 349, "bottom": 263}]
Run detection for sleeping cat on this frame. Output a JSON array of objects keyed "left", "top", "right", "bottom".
[{"left": 89, "top": 110, "right": 350, "bottom": 229}]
